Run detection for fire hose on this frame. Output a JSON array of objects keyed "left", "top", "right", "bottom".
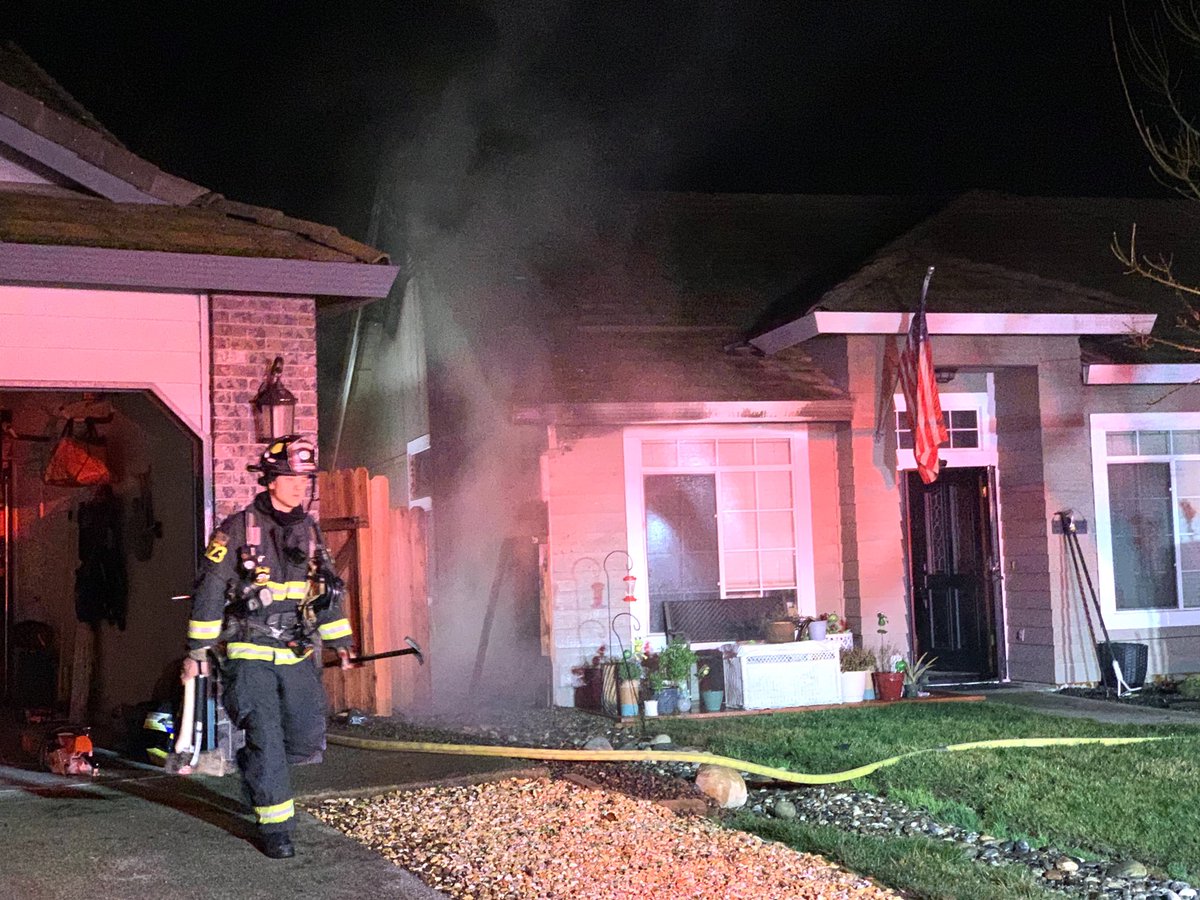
[{"left": 325, "top": 733, "right": 1173, "bottom": 786}]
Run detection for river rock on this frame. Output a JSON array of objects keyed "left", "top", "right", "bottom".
[
  {"left": 772, "top": 799, "right": 797, "bottom": 819},
  {"left": 1054, "top": 856, "right": 1079, "bottom": 873},
  {"left": 1109, "top": 860, "right": 1148, "bottom": 879},
  {"left": 695, "top": 764, "right": 747, "bottom": 809},
  {"left": 581, "top": 735, "right": 613, "bottom": 751}
]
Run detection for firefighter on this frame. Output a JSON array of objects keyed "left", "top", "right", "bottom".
[{"left": 181, "top": 435, "right": 353, "bottom": 859}]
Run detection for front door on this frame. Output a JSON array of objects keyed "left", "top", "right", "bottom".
[{"left": 905, "top": 466, "right": 997, "bottom": 680}]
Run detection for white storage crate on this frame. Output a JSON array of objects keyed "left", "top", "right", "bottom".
[
  {"left": 829, "top": 631, "right": 854, "bottom": 653},
  {"left": 723, "top": 639, "right": 842, "bottom": 709}
]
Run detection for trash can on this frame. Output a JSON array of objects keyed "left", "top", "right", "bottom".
[{"left": 1097, "top": 642, "right": 1148, "bottom": 690}]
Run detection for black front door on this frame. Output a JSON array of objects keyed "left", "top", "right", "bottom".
[{"left": 906, "top": 466, "right": 997, "bottom": 679}]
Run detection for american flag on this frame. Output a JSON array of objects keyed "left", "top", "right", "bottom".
[{"left": 898, "top": 266, "right": 948, "bottom": 484}]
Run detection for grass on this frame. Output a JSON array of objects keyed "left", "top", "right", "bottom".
[{"left": 665, "top": 701, "right": 1200, "bottom": 883}]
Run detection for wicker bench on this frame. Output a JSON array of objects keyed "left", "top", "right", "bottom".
[{"left": 662, "top": 595, "right": 789, "bottom": 644}]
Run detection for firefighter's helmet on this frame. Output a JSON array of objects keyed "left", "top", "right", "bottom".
[{"left": 247, "top": 435, "right": 318, "bottom": 483}]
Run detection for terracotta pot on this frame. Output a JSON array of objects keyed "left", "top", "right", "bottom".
[
  {"left": 765, "top": 620, "right": 796, "bottom": 643},
  {"left": 872, "top": 671, "right": 905, "bottom": 702}
]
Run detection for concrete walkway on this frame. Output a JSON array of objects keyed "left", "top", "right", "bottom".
[
  {"left": 0, "top": 742, "right": 519, "bottom": 900},
  {"left": 956, "top": 685, "right": 1200, "bottom": 727}
]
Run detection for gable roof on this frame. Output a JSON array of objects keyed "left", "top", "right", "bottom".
[
  {"left": 0, "top": 43, "right": 395, "bottom": 298},
  {"left": 514, "top": 192, "right": 932, "bottom": 417},
  {"left": 750, "top": 191, "right": 1200, "bottom": 361}
]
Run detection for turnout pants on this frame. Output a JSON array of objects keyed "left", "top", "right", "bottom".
[{"left": 224, "top": 656, "right": 328, "bottom": 835}]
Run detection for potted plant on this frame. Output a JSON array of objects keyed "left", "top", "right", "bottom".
[
  {"left": 763, "top": 615, "right": 798, "bottom": 643},
  {"left": 838, "top": 645, "right": 875, "bottom": 703},
  {"left": 903, "top": 652, "right": 938, "bottom": 698},
  {"left": 646, "top": 670, "right": 676, "bottom": 715},
  {"left": 616, "top": 649, "right": 643, "bottom": 716},
  {"left": 656, "top": 638, "right": 698, "bottom": 713},
  {"left": 698, "top": 663, "right": 724, "bottom": 712},
  {"left": 871, "top": 642, "right": 906, "bottom": 701},
  {"left": 805, "top": 614, "right": 827, "bottom": 641}
]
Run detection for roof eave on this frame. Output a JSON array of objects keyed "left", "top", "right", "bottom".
[
  {"left": 1084, "top": 363, "right": 1200, "bottom": 385},
  {"left": 752, "top": 311, "right": 1158, "bottom": 355},
  {"left": 0, "top": 243, "right": 400, "bottom": 301},
  {"left": 512, "top": 399, "right": 853, "bottom": 426}
]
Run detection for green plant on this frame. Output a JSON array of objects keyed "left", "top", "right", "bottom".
[
  {"left": 657, "top": 637, "right": 698, "bottom": 684},
  {"left": 824, "top": 612, "right": 848, "bottom": 634},
  {"left": 616, "top": 649, "right": 642, "bottom": 682},
  {"left": 1179, "top": 674, "right": 1200, "bottom": 699},
  {"left": 904, "top": 652, "right": 938, "bottom": 688},
  {"left": 840, "top": 646, "right": 876, "bottom": 672},
  {"left": 647, "top": 671, "right": 666, "bottom": 694},
  {"left": 874, "top": 642, "right": 904, "bottom": 673}
]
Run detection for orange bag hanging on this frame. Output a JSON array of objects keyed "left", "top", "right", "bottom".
[{"left": 42, "top": 418, "right": 112, "bottom": 488}]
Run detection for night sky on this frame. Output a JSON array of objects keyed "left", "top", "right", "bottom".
[{"left": 4, "top": 2, "right": 1169, "bottom": 243}]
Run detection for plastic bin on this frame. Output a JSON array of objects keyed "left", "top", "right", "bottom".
[{"left": 1097, "top": 642, "right": 1148, "bottom": 690}]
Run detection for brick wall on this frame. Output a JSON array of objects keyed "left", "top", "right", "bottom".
[{"left": 209, "top": 294, "right": 318, "bottom": 521}]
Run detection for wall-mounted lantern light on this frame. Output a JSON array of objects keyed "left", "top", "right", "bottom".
[{"left": 251, "top": 356, "right": 296, "bottom": 442}]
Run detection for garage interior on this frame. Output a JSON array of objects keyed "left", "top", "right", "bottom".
[{"left": 1, "top": 389, "right": 201, "bottom": 758}]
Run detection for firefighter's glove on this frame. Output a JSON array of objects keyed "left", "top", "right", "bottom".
[
  {"left": 337, "top": 647, "right": 355, "bottom": 671},
  {"left": 180, "top": 656, "right": 210, "bottom": 683}
]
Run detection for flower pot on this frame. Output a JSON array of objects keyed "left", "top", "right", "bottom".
[
  {"left": 701, "top": 689, "right": 724, "bottom": 713},
  {"left": 643, "top": 699, "right": 658, "bottom": 717},
  {"left": 806, "top": 619, "right": 827, "bottom": 641},
  {"left": 765, "top": 620, "right": 796, "bottom": 643},
  {"left": 839, "top": 669, "right": 870, "bottom": 703},
  {"left": 655, "top": 686, "right": 679, "bottom": 715},
  {"left": 677, "top": 691, "right": 692, "bottom": 714},
  {"left": 902, "top": 682, "right": 919, "bottom": 699},
  {"left": 619, "top": 679, "right": 640, "bottom": 717},
  {"left": 872, "top": 671, "right": 905, "bottom": 702}
]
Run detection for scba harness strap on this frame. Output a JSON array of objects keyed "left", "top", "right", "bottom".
[{"left": 227, "top": 510, "right": 336, "bottom": 657}]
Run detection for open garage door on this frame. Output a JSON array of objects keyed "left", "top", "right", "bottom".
[{"left": 1, "top": 390, "right": 202, "bottom": 748}]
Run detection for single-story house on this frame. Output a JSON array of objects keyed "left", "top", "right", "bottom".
[
  {"left": 0, "top": 45, "right": 398, "bottom": 726},
  {"left": 336, "top": 187, "right": 1200, "bottom": 709}
]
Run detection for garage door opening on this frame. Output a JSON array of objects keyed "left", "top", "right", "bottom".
[{"left": 1, "top": 388, "right": 202, "bottom": 755}]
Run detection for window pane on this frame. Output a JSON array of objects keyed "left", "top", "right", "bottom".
[
  {"left": 1174, "top": 431, "right": 1200, "bottom": 455},
  {"left": 717, "top": 440, "right": 754, "bottom": 466},
  {"left": 759, "top": 550, "right": 796, "bottom": 587},
  {"left": 950, "top": 429, "right": 979, "bottom": 449},
  {"left": 757, "top": 510, "right": 795, "bottom": 549},
  {"left": 1107, "top": 432, "right": 1137, "bottom": 456},
  {"left": 1183, "top": 571, "right": 1200, "bottom": 608},
  {"left": 719, "top": 471, "right": 756, "bottom": 510},
  {"left": 723, "top": 551, "right": 759, "bottom": 590},
  {"left": 949, "top": 409, "right": 978, "bottom": 429},
  {"left": 723, "top": 511, "right": 758, "bottom": 550},
  {"left": 642, "top": 441, "right": 676, "bottom": 468},
  {"left": 1178, "top": 460, "right": 1200, "bottom": 500},
  {"left": 898, "top": 429, "right": 914, "bottom": 450},
  {"left": 1108, "top": 463, "right": 1177, "bottom": 610},
  {"left": 1138, "top": 431, "right": 1169, "bottom": 455},
  {"left": 756, "top": 470, "right": 793, "bottom": 508},
  {"left": 678, "top": 440, "right": 716, "bottom": 467},
  {"left": 755, "top": 439, "right": 790, "bottom": 465}
]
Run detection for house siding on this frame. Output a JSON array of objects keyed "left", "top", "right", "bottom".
[
  {"left": 808, "top": 423, "right": 845, "bottom": 617},
  {"left": 543, "top": 426, "right": 629, "bottom": 706},
  {"left": 209, "top": 294, "right": 318, "bottom": 520}
]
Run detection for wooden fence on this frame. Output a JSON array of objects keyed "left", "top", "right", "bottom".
[{"left": 318, "top": 468, "right": 430, "bottom": 716}]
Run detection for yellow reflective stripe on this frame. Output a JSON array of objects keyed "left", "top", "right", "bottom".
[
  {"left": 318, "top": 619, "right": 352, "bottom": 640},
  {"left": 255, "top": 799, "right": 294, "bottom": 825},
  {"left": 147, "top": 747, "right": 168, "bottom": 762},
  {"left": 265, "top": 581, "right": 308, "bottom": 601},
  {"left": 227, "top": 642, "right": 313, "bottom": 665},
  {"left": 187, "top": 620, "right": 222, "bottom": 640}
]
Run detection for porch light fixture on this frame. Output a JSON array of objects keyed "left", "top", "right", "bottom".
[
  {"left": 251, "top": 356, "right": 297, "bottom": 442},
  {"left": 934, "top": 367, "right": 958, "bottom": 385}
]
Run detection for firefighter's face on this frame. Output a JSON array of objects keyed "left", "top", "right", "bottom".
[{"left": 268, "top": 474, "right": 308, "bottom": 511}]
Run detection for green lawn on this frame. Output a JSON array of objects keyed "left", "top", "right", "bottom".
[{"left": 666, "top": 701, "right": 1200, "bottom": 888}]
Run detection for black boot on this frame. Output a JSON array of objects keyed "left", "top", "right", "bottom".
[{"left": 260, "top": 832, "right": 295, "bottom": 859}]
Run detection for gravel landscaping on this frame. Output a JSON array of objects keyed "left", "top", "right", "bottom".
[{"left": 323, "top": 707, "right": 1194, "bottom": 899}]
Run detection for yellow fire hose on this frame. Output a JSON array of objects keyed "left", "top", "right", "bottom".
[{"left": 327, "top": 733, "right": 1170, "bottom": 786}]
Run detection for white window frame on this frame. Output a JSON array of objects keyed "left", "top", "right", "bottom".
[
  {"left": 622, "top": 424, "right": 816, "bottom": 642},
  {"left": 1091, "top": 410, "right": 1200, "bottom": 629},
  {"left": 894, "top": 385, "right": 996, "bottom": 470}
]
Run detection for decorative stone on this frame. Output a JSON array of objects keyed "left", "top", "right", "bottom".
[
  {"left": 772, "top": 799, "right": 797, "bottom": 819},
  {"left": 1109, "top": 860, "right": 1149, "bottom": 879},
  {"left": 1042, "top": 868, "right": 1066, "bottom": 882},
  {"left": 649, "top": 734, "right": 673, "bottom": 746},
  {"left": 581, "top": 736, "right": 613, "bottom": 751},
  {"left": 1054, "top": 856, "right": 1079, "bottom": 873},
  {"left": 695, "top": 764, "right": 748, "bottom": 809}
]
